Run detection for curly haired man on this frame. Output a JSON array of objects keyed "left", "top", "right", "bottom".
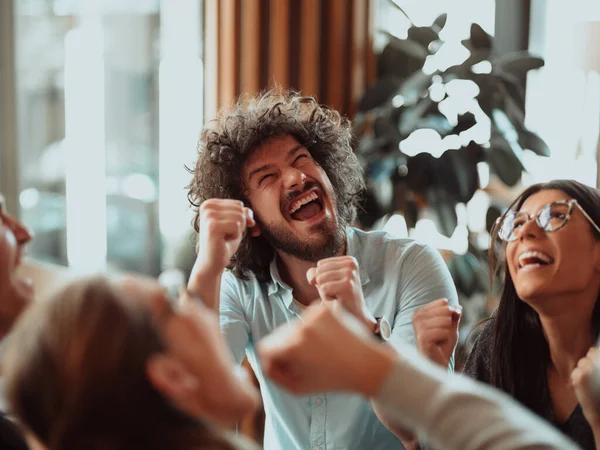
[{"left": 186, "top": 89, "right": 459, "bottom": 450}]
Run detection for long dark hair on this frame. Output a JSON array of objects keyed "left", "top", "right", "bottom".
[
  {"left": 187, "top": 88, "right": 365, "bottom": 282},
  {"left": 3, "top": 276, "right": 236, "bottom": 450},
  {"left": 489, "top": 179, "right": 600, "bottom": 419}
]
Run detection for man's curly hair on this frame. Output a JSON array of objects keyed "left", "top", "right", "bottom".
[{"left": 187, "top": 88, "right": 365, "bottom": 282}]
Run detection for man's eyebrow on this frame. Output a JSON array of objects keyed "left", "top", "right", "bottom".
[
  {"left": 248, "top": 145, "right": 306, "bottom": 182},
  {"left": 248, "top": 164, "right": 274, "bottom": 182},
  {"left": 286, "top": 145, "right": 304, "bottom": 159}
]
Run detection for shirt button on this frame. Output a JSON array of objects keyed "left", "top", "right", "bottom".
[{"left": 314, "top": 397, "right": 323, "bottom": 406}]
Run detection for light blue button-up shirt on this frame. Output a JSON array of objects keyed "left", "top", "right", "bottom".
[{"left": 220, "top": 227, "right": 459, "bottom": 450}]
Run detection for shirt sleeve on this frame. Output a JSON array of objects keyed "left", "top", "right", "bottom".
[
  {"left": 389, "top": 243, "right": 459, "bottom": 369},
  {"left": 373, "top": 343, "right": 579, "bottom": 450},
  {"left": 219, "top": 271, "right": 251, "bottom": 365}
]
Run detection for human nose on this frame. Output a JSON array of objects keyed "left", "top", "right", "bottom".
[
  {"left": 517, "top": 214, "right": 544, "bottom": 241},
  {"left": 281, "top": 167, "right": 306, "bottom": 190}
]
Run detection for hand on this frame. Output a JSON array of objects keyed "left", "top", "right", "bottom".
[
  {"left": 146, "top": 289, "right": 260, "bottom": 427},
  {"left": 412, "top": 298, "right": 461, "bottom": 368},
  {"left": 257, "top": 303, "right": 396, "bottom": 396},
  {"left": 306, "top": 256, "right": 374, "bottom": 329},
  {"left": 572, "top": 347, "right": 600, "bottom": 429},
  {"left": 0, "top": 226, "right": 33, "bottom": 339},
  {"left": 192, "top": 199, "right": 255, "bottom": 277}
]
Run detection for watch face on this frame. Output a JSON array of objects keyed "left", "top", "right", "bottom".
[{"left": 380, "top": 317, "right": 391, "bottom": 340}]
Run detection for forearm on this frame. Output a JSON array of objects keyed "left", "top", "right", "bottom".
[
  {"left": 371, "top": 401, "right": 420, "bottom": 449},
  {"left": 371, "top": 344, "right": 578, "bottom": 450},
  {"left": 591, "top": 423, "right": 600, "bottom": 450},
  {"left": 369, "top": 338, "right": 420, "bottom": 448},
  {"left": 343, "top": 336, "right": 419, "bottom": 446},
  {"left": 187, "top": 266, "right": 223, "bottom": 312}
]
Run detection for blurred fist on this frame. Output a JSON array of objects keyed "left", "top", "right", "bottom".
[
  {"left": 258, "top": 303, "right": 395, "bottom": 396},
  {"left": 306, "top": 256, "right": 373, "bottom": 328},
  {"left": 0, "top": 226, "right": 34, "bottom": 338},
  {"left": 147, "top": 292, "right": 260, "bottom": 427},
  {"left": 193, "top": 199, "right": 255, "bottom": 276},
  {"left": 412, "top": 298, "right": 461, "bottom": 368},
  {"left": 572, "top": 347, "right": 600, "bottom": 428}
]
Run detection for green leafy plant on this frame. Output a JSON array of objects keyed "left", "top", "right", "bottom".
[{"left": 355, "top": 2, "right": 548, "bottom": 298}]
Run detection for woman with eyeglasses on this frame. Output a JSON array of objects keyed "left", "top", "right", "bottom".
[{"left": 413, "top": 179, "right": 600, "bottom": 449}]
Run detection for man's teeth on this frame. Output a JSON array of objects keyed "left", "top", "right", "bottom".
[
  {"left": 518, "top": 251, "right": 553, "bottom": 267},
  {"left": 289, "top": 192, "right": 318, "bottom": 214}
]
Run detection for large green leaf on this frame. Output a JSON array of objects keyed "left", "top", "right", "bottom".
[
  {"left": 463, "top": 23, "right": 492, "bottom": 51},
  {"left": 486, "top": 137, "right": 524, "bottom": 187},
  {"left": 407, "top": 26, "right": 439, "bottom": 48},
  {"left": 518, "top": 129, "right": 551, "bottom": 157},
  {"left": 418, "top": 114, "right": 454, "bottom": 135},
  {"left": 493, "top": 70, "right": 526, "bottom": 109},
  {"left": 449, "top": 254, "right": 479, "bottom": 297},
  {"left": 378, "top": 42, "right": 424, "bottom": 78},
  {"left": 433, "top": 13, "right": 447, "bottom": 33},
  {"left": 436, "top": 148, "right": 479, "bottom": 204},
  {"left": 398, "top": 69, "right": 436, "bottom": 105},
  {"left": 382, "top": 31, "right": 430, "bottom": 60},
  {"left": 428, "top": 189, "right": 458, "bottom": 237},
  {"left": 398, "top": 97, "right": 433, "bottom": 134},
  {"left": 446, "top": 50, "right": 490, "bottom": 75},
  {"left": 357, "top": 188, "right": 386, "bottom": 228},
  {"left": 358, "top": 76, "right": 403, "bottom": 111},
  {"left": 486, "top": 204, "right": 503, "bottom": 233},
  {"left": 492, "top": 51, "right": 545, "bottom": 74},
  {"left": 405, "top": 152, "right": 436, "bottom": 193},
  {"left": 497, "top": 90, "right": 526, "bottom": 130}
]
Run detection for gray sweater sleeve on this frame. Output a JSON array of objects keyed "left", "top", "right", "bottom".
[{"left": 372, "top": 343, "right": 579, "bottom": 450}]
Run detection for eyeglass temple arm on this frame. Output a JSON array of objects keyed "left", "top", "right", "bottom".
[{"left": 575, "top": 203, "right": 600, "bottom": 235}]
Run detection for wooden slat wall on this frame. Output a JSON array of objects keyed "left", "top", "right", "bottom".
[
  {"left": 326, "top": 0, "right": 348, "bottom": 112},
  {"left": 204, "top": 0, "right": 219, "bottom": 120},
  {"left": 268, "top": 0, "right": 290, "bottom": 87},
  {"left": 218, "top": 0, "right": 240, "bottom": 109},
  {"left": 240, "top": 0, "right": 261, "bottom": 93},
  {"left": 298, "top": 0, "right": 320, "bottom": 98},
  {"left": 204, "top": 0, "right": 374, "bottom": 118}
]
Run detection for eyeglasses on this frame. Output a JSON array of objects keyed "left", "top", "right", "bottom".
[{"left": 497, "top": 199, "right": 600, "bottom": 242}]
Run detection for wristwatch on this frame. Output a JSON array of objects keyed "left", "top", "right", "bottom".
[{"left": 373, "top": 316, "right": 391, "bottom": 342}]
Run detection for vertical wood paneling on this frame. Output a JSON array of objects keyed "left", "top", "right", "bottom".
[
  {"left": 203, "top": 0, "right": 219, "bottom": 120},
  {"left": 349, "top": 0, "right": 368, "bottom": 116},
  {"left": 269, "top": 0, "right": 290, "bottom": 86},
  {"left": 218, "top": 0, "right": 239, "bottom": 108},
  {"left": 206, "top": 0, "right": 373, "bottom": 118},
  {"left": 299, "top": 0, "right": 320, "bottom": 98},
  {"left": 365, "top": 0, "right": 377, "bottom": 88},
  {"left": 240, "top": 0, "right": 261, "bottom": 94},
  {"left": 326, "top": 0, "right": 348, "bottom": 109}
]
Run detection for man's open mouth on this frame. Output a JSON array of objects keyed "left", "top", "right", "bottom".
[{"left": 285, "top": 189, "right": 324, "bottom": 221}]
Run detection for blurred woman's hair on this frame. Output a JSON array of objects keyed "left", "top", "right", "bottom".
[
  {"left": 3, "top": 276, "right": 236, "bottom": 450},
  {"left": 488, "top": 179, "right": 600, "bottom": 419}
]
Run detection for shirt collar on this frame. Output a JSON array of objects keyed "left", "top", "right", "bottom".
[
  {"left": 345, "top": 227, "right": 370, "bottom": 286},
  {"left": 266, "top": 227, "right": 370, "bottom": 299}
]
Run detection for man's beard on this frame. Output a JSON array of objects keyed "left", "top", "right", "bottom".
[{"left": 258, "top": 217, "right": 345, "bottom": 262}]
